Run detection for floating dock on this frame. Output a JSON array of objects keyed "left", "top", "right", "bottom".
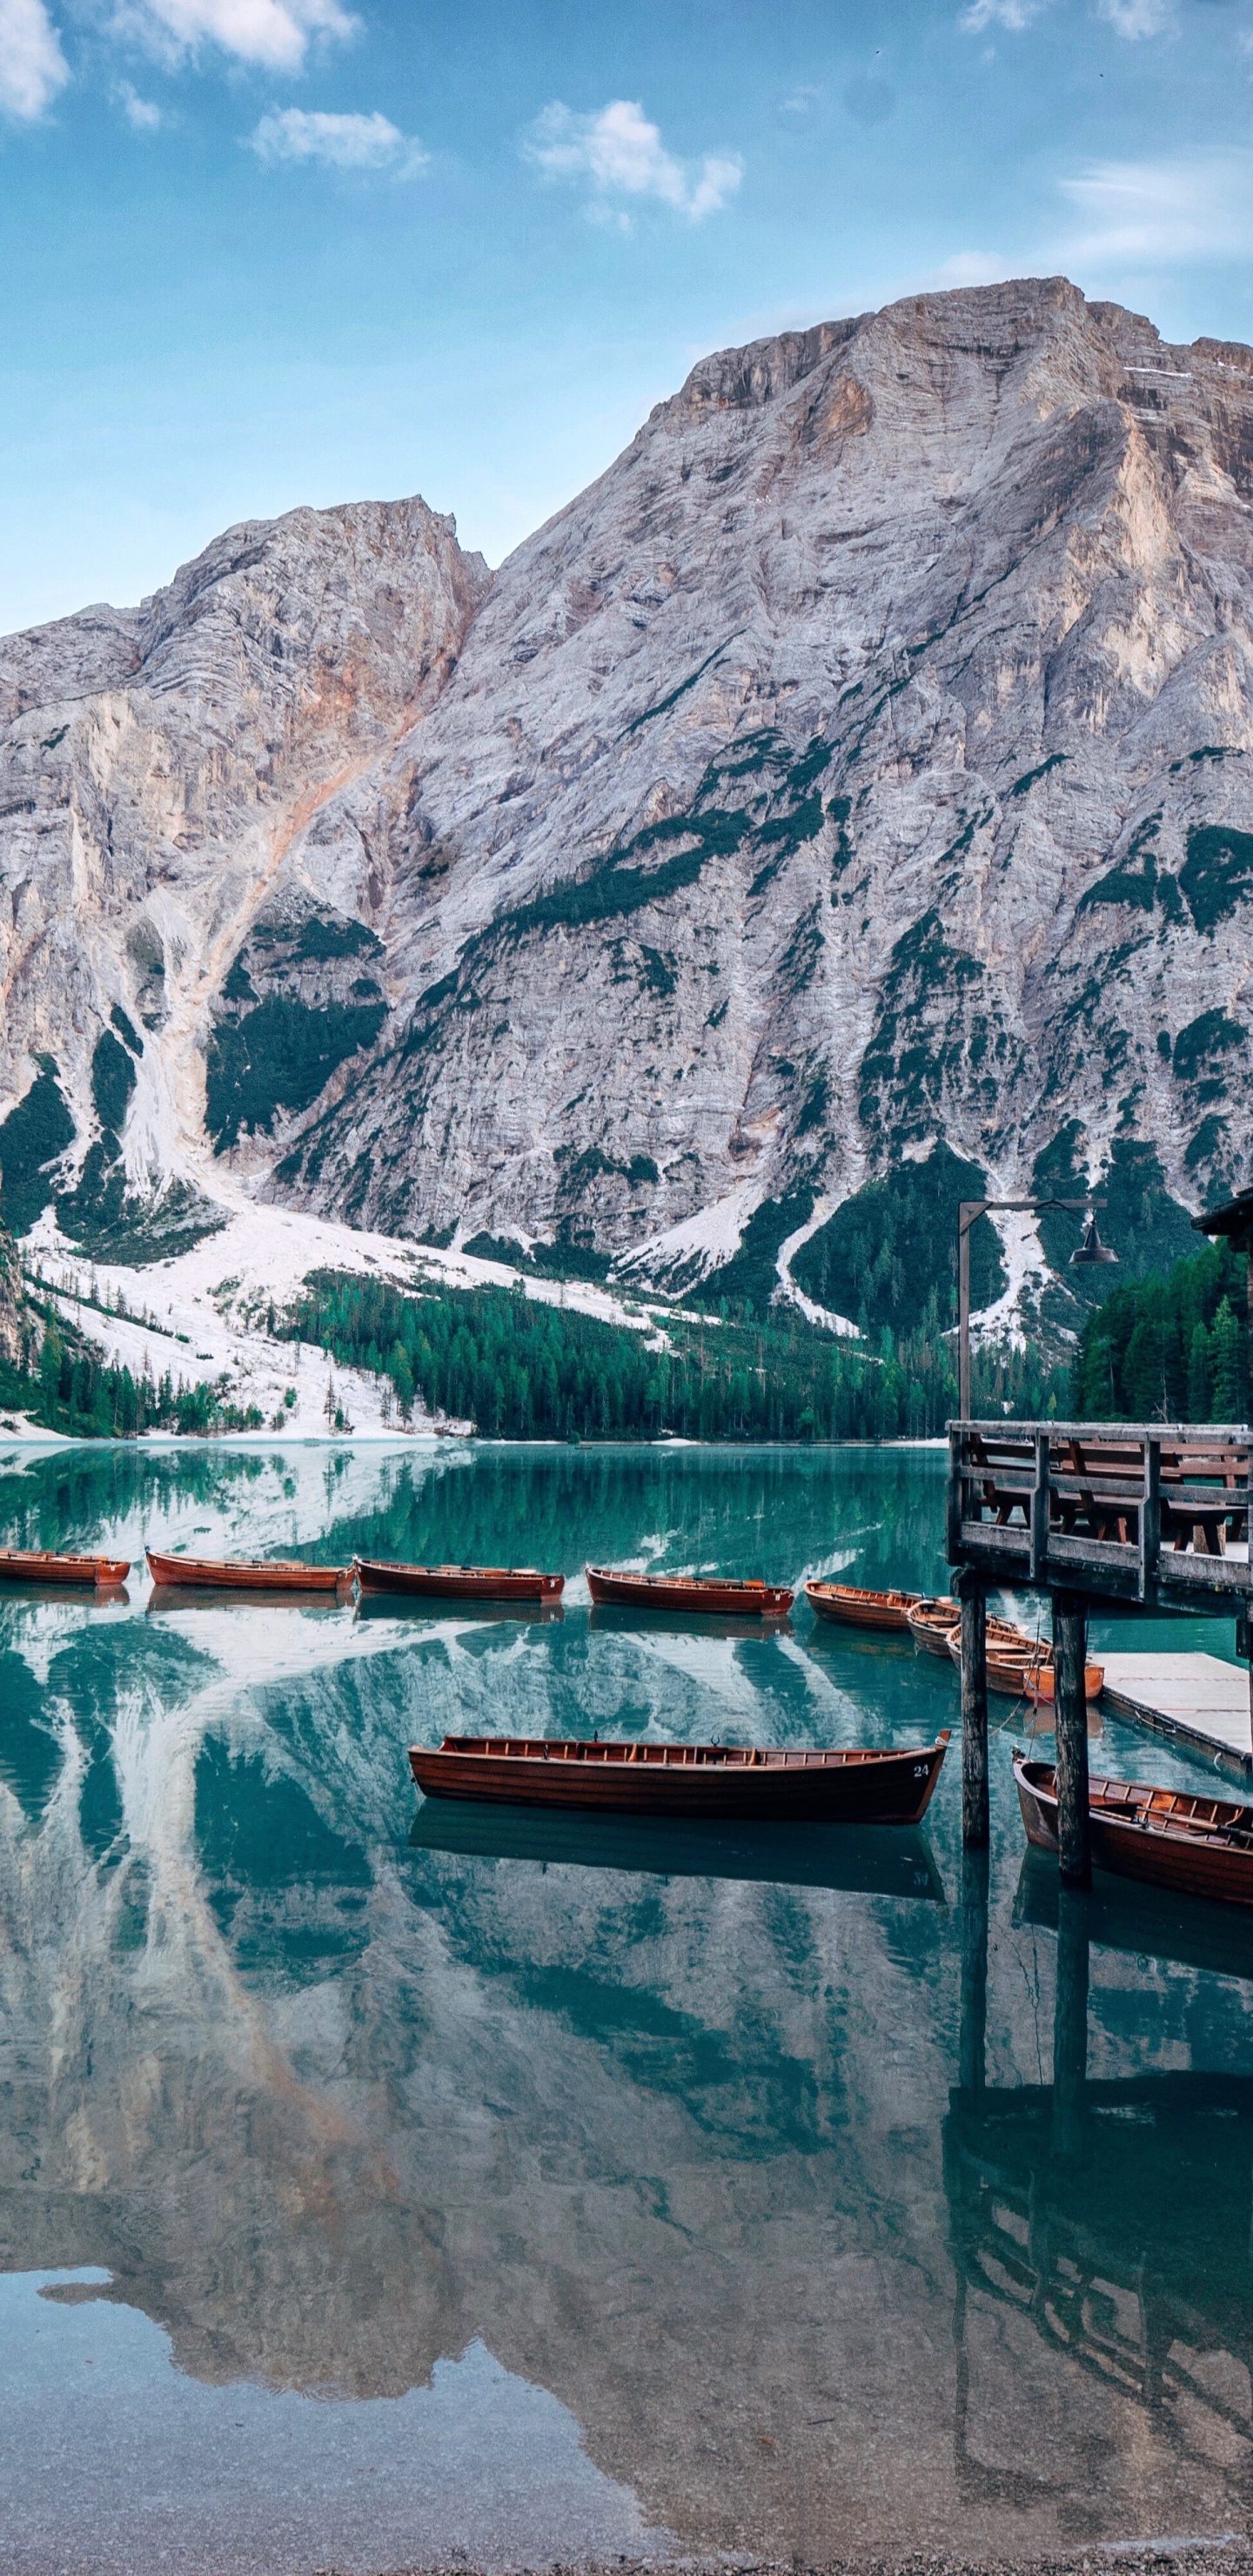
[{"left": 1099, "top": 1652, "right": 1252, "bottom": 1774}]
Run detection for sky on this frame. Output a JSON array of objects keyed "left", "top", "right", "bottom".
[{"left": 3, "top": 0, "right": 1253, "bottom": 633}]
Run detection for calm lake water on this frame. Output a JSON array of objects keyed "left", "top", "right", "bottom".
[{"left": 1, "top": 1436, "right": 1251, "bottom": 2573}]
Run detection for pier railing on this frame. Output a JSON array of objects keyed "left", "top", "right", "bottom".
[{"left": 947, "top": 1420, "right": 1251, "bottom": 1612}]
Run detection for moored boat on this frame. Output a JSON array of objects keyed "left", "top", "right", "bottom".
[
  {"left": 585, "top": 1566, "right": 794, "bottom": 1615},
  {"left": 946, "top": 1613, "right": 1032, "bottom": 1658},
  {"left": 1022, "top": 1657, "right": 1105, "bottom": 1707},
  {"left": 1014, "top": 1748, "right": 1253, "bottom": 1908},
  {"left": 410, "top": 1728, "right": 950, "bottom": 1822},
  {"left": 356, "top": 1559, "right": 564, "bottom": 1602},
  {"left": 907, "top": 1597, "right": 961, "bottom": 1656},
  {"left": 145, "top": 1548, "right": 348, "bottom": 1592},
  {"left": 805, "top": 1581, "right": 921, "bottom": 1630},
  {"left": 0, "top": 1546, "right": 131, "bottom": 1587}
]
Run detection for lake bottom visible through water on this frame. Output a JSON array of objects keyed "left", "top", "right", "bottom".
[{"left": 0, "top": 1436, "right": 1251, "bottom": 2572}]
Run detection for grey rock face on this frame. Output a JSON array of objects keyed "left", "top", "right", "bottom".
[
  {"left": 0, "top": 497, "right": 488, "bottom": 1236},
  {"left": 3, "top": 277, "right": 1253, "bottom": 1292}
]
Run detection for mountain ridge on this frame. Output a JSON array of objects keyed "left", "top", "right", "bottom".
[{"left": 3, "top": 274, "right": 1253, "bottom": 1350}]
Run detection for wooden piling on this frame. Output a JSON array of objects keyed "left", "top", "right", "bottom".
[
  {"left": 958, "top": 1842, "right": 989, "bottom": 2095},
  {"left": 957, "top": 1573, "right": 988, "bottom": 1849},
  {"left": 1052, "top": 1885, "right": 1089, "bottom": 2157},
  {"left": 1053, "top": 1587, "right": 1091, "bottom": 1888}
]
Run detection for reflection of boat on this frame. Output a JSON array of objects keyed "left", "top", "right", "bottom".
[
  {"left": 0, "top": 1546, "right": 131, "bottom": 1586},
  {"left": 409, "top": 1796, "right": 947, "bottom": 1899},
  {"left": 805, "top": 1581, "right": 920, "bottom": 1629},
  {"left": 1015, "top": 1844, "right": 1253, "bottom": 1982},
  {"left": 356, "top": 1591, "right": 563, "bottom": 1625},
  {"left": 410, "top": 1729, "right": 950, "bottom": 1821},
  {"left": 907, "top": 1597, "right": 959, "bottom": 1656},
  {"left": 588, "top": 1602, "right": 784, "bottom": 1643},
  {"left": 1015, "top": 1748, "right": 1253, "bottom": 1906},
  {"left": 147, "top": 1583, "right": 345, "bottom": 1616},
  {"left": 585, "top": 1566, "right": 794, "bottom": 1616},
  {"left": 145, "top": 1548, "right": 347, "bottom": 1592},
  {"left": 355, "top": 1559, "right": 563, "bottom": 1601}
]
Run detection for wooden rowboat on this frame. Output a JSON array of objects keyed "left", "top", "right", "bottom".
[
  {"left": 907, "top": 1597, "right": 961, "bottom": 1656},
  {"left": 946, "top": 1625, "right": 1104, "bottom": 1703},
  {"left": 586, "top": 1566, "right": 794, "bottom": 1616},
  {"left": 410, "top": 1729, "right": 950, "bottom": 1823},
  {"left": 1014, "top": 1748, "right": 1253, "bottom": 1909},
  {"left": 1022, "top": 1659, "right": 1105, "bottom": 1707},
  {"left": 146, "top": 1548, "right": 348, "bottom": 1592},
  {"left": 805, "top": 1581, "right": 921, "bottom": 1630},
  {"left": 356, "top": 1559, "right": 564, "bottom": 1602},
  {"left": 0, "top": 1546, "right": 131, "bottom": 1587}
]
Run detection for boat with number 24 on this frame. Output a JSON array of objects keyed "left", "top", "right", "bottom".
[{"left": 410, "top": 1729, "right": 950, "bottom": 1822}]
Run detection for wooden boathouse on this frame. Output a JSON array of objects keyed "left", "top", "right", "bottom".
[
  {"left": 946, "top": 1419, "right": 1252, "bottom": 1878},
  {"left": 947, "top": 1186, "right": 1253, "bottom": 1881}
]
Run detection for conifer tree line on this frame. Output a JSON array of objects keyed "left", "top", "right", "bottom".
[
  {"left": 279, "top": 1270, "right": 1062, "bottom": 1443},
  {"left": 1071, "top": 1235, "right": 1249, "bottom": 1421}
]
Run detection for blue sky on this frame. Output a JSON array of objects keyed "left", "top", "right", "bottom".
[{"left": 3, "top": 0, "right": 1253, "bottom": 632}]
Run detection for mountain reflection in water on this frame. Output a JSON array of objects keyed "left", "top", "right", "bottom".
[{"left": 1, "top": 1439, "right": 1251, "bottom": 2566}]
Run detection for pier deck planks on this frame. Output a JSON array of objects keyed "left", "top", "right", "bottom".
[{"left": 1100, "top": 1652, "right": 1252, "bottom": 1774}]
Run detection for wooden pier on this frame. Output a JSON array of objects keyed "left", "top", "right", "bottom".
[
  {"left": 946, "top": 1420, "right": 1252, "bottom": 1877},
  {"left": 1100, "top": 1651, "right": 1253, "bottom": 1774}
]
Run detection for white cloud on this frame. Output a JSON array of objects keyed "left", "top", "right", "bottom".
[
  {"left": 0, "top": 0, "right": 69, "bottom": 119},
  {"left": 934, "top": 250, "right": 1011, "bottom": 285},
  {"left": 781, "top": 83, "right": 821, "bottom": 114},
  {"left": 960, "top": 0, "right": 1050, "bottom": 28},
  {"left": 250, "top": 104, "right": 425, "bottom": 172},
  {"left": 524, "top": 98, "right": 742, "bottom": 225},
  {"left": 1059, "top": 147, "right": 1253, "bottom": 263},
  {"left": 131, "top": 0, "right": 355, "bottom": 74},
  {"left": 117, "top": 77, "right": 161, "bottom": 126},
  {"left": 1097, "top": 0, "right": 1172, "bottom": 30}
]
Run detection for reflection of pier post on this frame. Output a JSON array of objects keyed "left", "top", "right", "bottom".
[
  {"left": 957, "top": 1571, "right": 988, "bottom": 1849},
  {"left": 959, "top": 1843, "right": 989, "bottom": 2096},
  {"left": 1052, "top": 1886, "right": 1089, "bottom": 2157},
  {"left": 1052, "top": 1587, "right": 1091, "bottom": 1887}
]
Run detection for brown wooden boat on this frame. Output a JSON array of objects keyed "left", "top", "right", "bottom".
[
  {"left": 1023, "top": 1658, "right": 1104, "bottom": 1707},
  {"left": 410, "top": 1728, "right": 951, "bottom": 1822},
  {"left": 805, "top": 1581, "right": 921, "bottom": 1631},
  {"left": 356, "top": 1559, "right": 564, "bottom": 1602},
  {"left": 907, "top": 1597, "right": 961, "bottom": 1656},
  {"left": 946, "top": 1614, "right": 1031, "bottom": 1665},
  {"left": 586, "top": 1566, "right": 794, "bottom": 1615},
  {"left": 145, "top": 1547, "right": 348, "bottom": 1592},
  {"left": 945, "top": 1624, "right": 1104, "bottom": 1703},
  {"left": 0, "top": 1546, "right": 131, "bottom": 1587},
  {"left": 1014, "top": 1748, "right": 1253, "bottom": 1908}
]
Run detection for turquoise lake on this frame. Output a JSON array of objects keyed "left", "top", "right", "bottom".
[{"left": 1, "top": 1436, "right": 1251, "bottom": 2572}]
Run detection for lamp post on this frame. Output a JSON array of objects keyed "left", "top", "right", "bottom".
[{"left": 957, "top": 1197, "right": 1116, "bottom": 1422}]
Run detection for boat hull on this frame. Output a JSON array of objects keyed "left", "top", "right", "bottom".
[
  {"left": 1014, "top": 1751, "right": 1253, "bottom": 1908},
  {"left": 585, "top": 1566, "right": 794, "bottom": 1615},
  {"left": 0, "top": 1548, "right": 131, "bottom": 1586},
  {"left": 410, "top": 1731, "right": 949, "bottom": 1823},
  {"left": 805, "top": 1582, "right": 920, "bottom": 1631},
  {"left": 145, "top": 1549, "right": 346, "bottom": 1592},
  {"left": 908, "top": 1600, "right": 960, "bottom": 1657},
  {"left": 357, "top": 1560, "right": 563, "bottom": 1601}
]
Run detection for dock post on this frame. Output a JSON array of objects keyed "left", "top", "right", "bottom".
[
  {"left": 956, "top": 1572, "right": 988, "bottom": 1848},
  {"left": 958, "top": 1842, "right": 989, "bottom": 2096},
  {"left": 1052, "top": 1587, "right": 1090, "bottom": 1888},
  {"left": 1051, "top": 1884, "right": 1089, "bottom": 2157}
]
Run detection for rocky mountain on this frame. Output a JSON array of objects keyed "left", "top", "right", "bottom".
[{"left": 4, "top": 274, "right": 1253, "bottom": 1340}]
